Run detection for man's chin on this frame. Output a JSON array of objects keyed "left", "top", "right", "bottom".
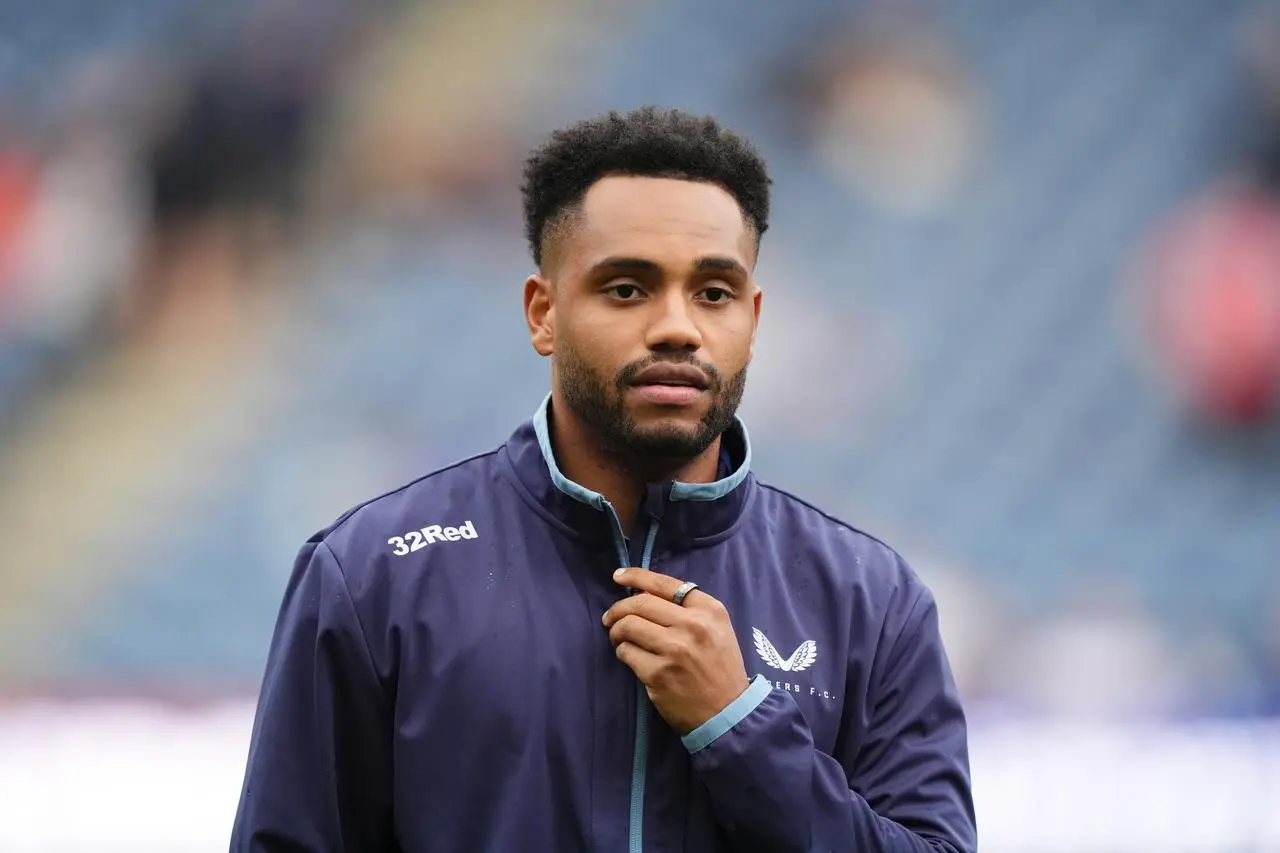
[
  {"left": 624, "top": 410, "right": 704, "bottom": 438},
  {"left": 615, "top": 420, "right": 714, "bottom": 461},
  {"left": 624, "top": 392, "right": 708, "bottom": 420}
]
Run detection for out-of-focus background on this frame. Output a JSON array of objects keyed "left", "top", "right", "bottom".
[{"left": 1, "top": 0, "right": 1279, "bottom": 849}]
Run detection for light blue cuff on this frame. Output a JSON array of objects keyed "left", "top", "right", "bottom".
[{"left": 681, "top": 675, "right": 773, "bottom": 755}]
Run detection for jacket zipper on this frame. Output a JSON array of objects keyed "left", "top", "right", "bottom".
[{"left": 601, "top": 499, "right": 660, "bottom": 853}]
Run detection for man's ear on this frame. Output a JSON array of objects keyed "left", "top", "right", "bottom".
[
  {"left": 524, "top": 274, "right": 555, "bottom": 357},
  {"left": 749, "top": 285, "right": 762, "bottom": 358}
]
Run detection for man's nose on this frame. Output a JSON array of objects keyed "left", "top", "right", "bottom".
[{"left": 644, "top": 290, "right": 703, "bottom": 352}]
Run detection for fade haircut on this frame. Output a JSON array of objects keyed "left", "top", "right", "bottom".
[{"left": 520, "top": 106, "right": 772, "bottom": 269}]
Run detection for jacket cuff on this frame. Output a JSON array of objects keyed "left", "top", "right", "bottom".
[{"left": 681, "top": 675, "right": 773, "bottom": 755}]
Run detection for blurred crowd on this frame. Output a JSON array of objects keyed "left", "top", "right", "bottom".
[
  {"left": 0, "top": 0, "right": 1278, "bottom": 725},
  {"left": 0, "top": 0, "right": 343, "bottom": 425}
]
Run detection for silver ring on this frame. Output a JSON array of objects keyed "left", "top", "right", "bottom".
[{"left": 671, "top": 581, "right": 699, "bottom": 607}]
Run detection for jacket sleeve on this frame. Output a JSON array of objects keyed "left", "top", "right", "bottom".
[
  {"left": 684, "top": 587, "right": 976, "bottom": 852},
  {"left": 230, "top": 540, "right": 397, "bottom": 853}
]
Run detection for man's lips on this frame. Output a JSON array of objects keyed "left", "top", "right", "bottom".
[
  {"left": 628, "top": 363, "right": 710, "bottom": 390},
  {"left": 629, "top": 384, "right": 704, "bottom": 405}
]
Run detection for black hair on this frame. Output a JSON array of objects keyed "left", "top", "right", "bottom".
[{"left": 520, "top": 106, "right": 771, "bottom": 267}]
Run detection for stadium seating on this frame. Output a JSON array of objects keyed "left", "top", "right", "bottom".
[{"left": 7, "top": 0, "right": 1278, "bottom": 706}]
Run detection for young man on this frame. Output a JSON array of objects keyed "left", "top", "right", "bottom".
[{"left": 231, "top": 107, "right": 977, "bottom": 852}]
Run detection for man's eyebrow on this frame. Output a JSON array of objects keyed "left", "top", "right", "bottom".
[
  {"left": 589, "top": 257, "right": 662, "bottom": 276},
  {"left": 588, "top": 256, "right": 749, "bottom": 277},
  {"left": 694, "top": 256, "right": 749, "bottom": 277}
]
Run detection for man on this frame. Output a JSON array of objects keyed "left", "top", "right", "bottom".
[{"left": 231, "top": 106, "right": 977, "bottom": 852}]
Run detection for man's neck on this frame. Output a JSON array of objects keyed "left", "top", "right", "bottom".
[{"left": 549, "top": 395, "right": 722, "bottom": 536}]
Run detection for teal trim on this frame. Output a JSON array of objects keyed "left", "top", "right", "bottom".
[
  {"left": 607, "top": 508, "right": 629, "bottom": 567},
  {"left": 628, "top": 680, "right": 649, "bottom": 853},
  {"left": 532, "top": 394, "right": 607, "bottom": 510},
  {"left": 681, "top": 675, "right": 772, "bottom": 755},
  {"left": 668, "top": 418, "right": 752, "bottom": 502},
  {"left": 627, "top": 518, "right": 661, "bottom": 853},
  {"left": 640, "top": 523, "right": 659, "bottom": 567}
]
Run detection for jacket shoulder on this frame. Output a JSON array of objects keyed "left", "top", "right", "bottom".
[
  {"left": 752, "top": 480, "right": 929, "bottom": 603},
  {"left": 305, "top": 447, "right": 504, "bottom": 568}
]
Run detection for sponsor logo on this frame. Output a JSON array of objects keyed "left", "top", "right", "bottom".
[
  {"left": 752, "top": 627, "right": 835, "bottom": 700},
  {"left": 753, "top": 627, "right": 817, "bottom": 672},
  {"left": 388, "top": 520, "right": 477, "bottom": 556}
]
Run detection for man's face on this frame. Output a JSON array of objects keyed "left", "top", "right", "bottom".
[{"left": 527, "top": 175, "right": 762, "bottom": 464}]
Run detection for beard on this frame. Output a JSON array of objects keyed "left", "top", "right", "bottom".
[{"left": 557, "top": 344, "right": 747, "bottom": 474}]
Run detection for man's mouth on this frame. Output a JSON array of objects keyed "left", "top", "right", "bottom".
[
  {"left": 629, "top": 363, "right": 711, "bottom": 390},
  {"left": 630, "top": 383, "right": 704, "bottom": 405}
]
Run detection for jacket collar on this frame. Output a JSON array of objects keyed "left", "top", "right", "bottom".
[{"left": 501, "top": 394, "right": 755, "bottom": 552}]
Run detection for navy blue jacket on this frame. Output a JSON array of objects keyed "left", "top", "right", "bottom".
[{"left": 231, "top": 397, "right": 976, "bottom": 852}]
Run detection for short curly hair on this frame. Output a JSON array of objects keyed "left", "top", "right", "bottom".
[{"left": 520, "top": 106, "right": 771, "bottom": 268}]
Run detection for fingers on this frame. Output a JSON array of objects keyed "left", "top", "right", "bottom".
[
  {"left": 607, "top": 612, "right": 675, "bottom": 654},
  {"left": 613, "top": 568, "right": 715, "bottom": 610},
  {"left": 613, "top": 567, "right": 685, "bottom": 601},
  {"left": 602, "top": 593, "right": 684, "bottom": 629},
  {"left": 614, "top": 638, "right": 663, "bottom": 682}
]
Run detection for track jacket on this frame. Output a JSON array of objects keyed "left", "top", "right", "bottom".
[{"left": 231, "top": 396, "right": 977, "bottom": 852}]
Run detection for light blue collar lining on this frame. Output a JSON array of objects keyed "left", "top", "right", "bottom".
[
  {"left": 532, "top": 394, "right": 610, "bottom": 511},
  {"left": 531, "top": 393, "right": 751, "bottom": 506},
  {"left": 668, "top": 419, "right": 751, "bottom": 502}
]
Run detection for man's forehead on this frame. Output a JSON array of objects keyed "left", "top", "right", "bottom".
[{"left": 570, "top": 176, "right": 754, "bottom": 266}]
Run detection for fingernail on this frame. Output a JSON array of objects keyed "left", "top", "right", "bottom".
[
  {"left": 613, "top": 568, "right": 625, "bottom": 580},
  {"left": 601, "top": 612, "right": 610, "bottom": 626}
]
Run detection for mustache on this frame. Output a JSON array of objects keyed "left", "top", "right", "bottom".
[{"left": 616, "top": 354, "right": 723, "bottom": 392}]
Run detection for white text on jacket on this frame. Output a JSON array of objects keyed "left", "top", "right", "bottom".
[{"left": 388, "top": 520, "right": 478, "bottom": 556}]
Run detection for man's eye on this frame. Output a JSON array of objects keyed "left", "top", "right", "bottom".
[
  {"left": 610, "top": 284, "right": 642, "bottom": 300},
  {"left": 702, "top": 287, "right": 731, "bottom": 303}
]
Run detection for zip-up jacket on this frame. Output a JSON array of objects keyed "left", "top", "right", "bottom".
[{"left": 231, "top": 396, "right": 977, "bottom": 852}]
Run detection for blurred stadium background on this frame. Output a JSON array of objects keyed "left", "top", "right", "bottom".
[{"left": 1, "top": 0, "right": 1279, "bottom": 849}]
